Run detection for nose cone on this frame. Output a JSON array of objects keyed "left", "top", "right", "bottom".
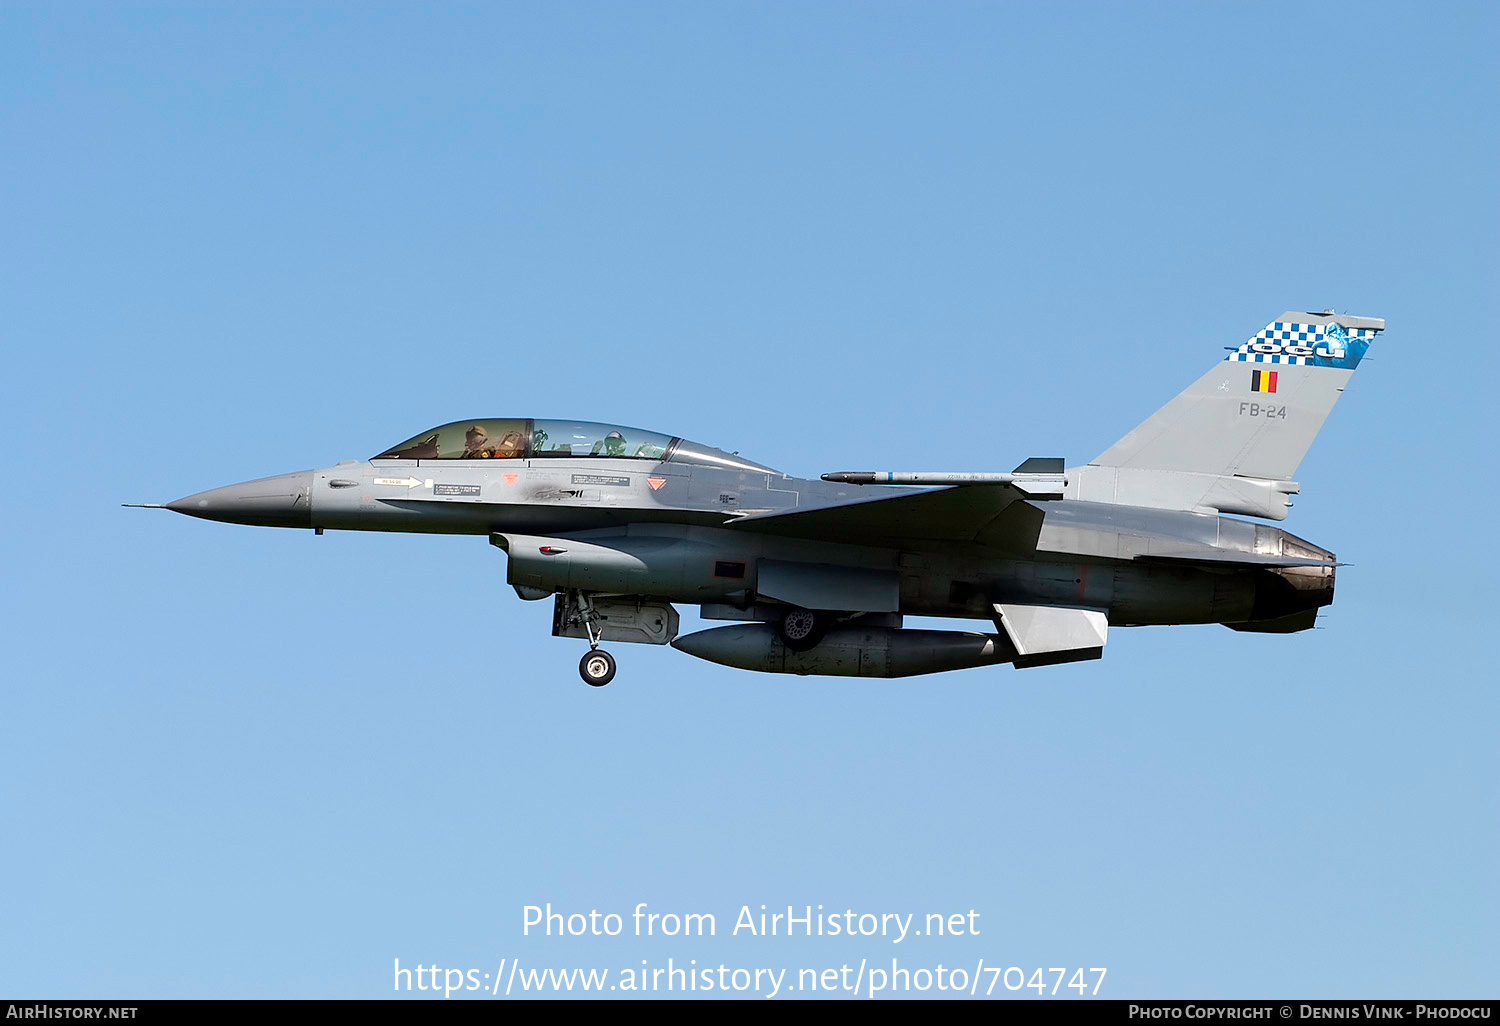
[{"left": 167, "top": 470, "right": 314, "bottom": 528}]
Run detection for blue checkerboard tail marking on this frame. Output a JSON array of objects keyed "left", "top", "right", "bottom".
[{"left": 1224, "top": 316, "right": 1379, "bottom": 369}]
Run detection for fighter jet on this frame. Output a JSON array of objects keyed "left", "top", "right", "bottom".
[{"left": 132, "top": 311, "right": 1383, "bottom": 686}]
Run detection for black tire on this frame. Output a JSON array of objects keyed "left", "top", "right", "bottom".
[
  {"left": 778, "top": 608, "right": 827, "bottom": 652},
  {"left": 579, "top": 649, "right": 616, "bottom": 687}
]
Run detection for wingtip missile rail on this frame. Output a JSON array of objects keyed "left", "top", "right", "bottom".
[
  {"left": 823, "top": 457, "right": 1068, "bottom": 492},
  {"left": 820, "top": 471, "right": 1068, "bottom": 487}
]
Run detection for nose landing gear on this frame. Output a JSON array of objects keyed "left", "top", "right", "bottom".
[
  {"left": 554, "top": 590, "right": 681, "bottom": 686},
  {"left": 572, "top": 591, "right": 616, "bottom": 686}
]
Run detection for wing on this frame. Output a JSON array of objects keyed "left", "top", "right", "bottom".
[{"left": 725, "top": 485, "right": 1044, "bottom": 549}]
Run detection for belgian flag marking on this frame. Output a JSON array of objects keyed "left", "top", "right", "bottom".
[{"left": 1251, "top": 369, "right": 1279, "bottom": 393}]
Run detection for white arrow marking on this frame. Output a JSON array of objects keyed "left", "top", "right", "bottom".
[{"left": 373, "top": 477, "right": 424, "bottom": 489}]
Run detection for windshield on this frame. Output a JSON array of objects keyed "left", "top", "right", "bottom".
[{"left": 373, "top": 419, "right": 529, "bottom": 460}]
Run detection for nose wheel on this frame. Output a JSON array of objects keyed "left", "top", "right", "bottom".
[{"left": 579, "top": 649, "right": 617, "bottom": 687}]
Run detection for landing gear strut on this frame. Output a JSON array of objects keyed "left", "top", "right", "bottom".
[{"left": 571, "top": 591, "right": 616, "bottom": 686}]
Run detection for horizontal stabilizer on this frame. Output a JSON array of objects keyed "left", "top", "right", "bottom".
[
  {"left": 992, "top": 603, "right": 1107, "bottom": 668},
  {"left": 1224, "top": 609, "right": 1320, "bottom": 633},
  {"left": 1012, "top": 457, "right": 1064, "bottom": 475}
]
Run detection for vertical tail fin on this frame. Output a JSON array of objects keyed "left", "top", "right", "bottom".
[{"left": 1073, "top": 311, "right": 1384, "bottom": 520}]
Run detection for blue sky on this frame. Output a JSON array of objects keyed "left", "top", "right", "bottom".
[{"left": 2, "top": 1, "right": 1495, "bottom": 999}]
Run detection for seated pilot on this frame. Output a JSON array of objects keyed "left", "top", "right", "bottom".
[
  {"left": 461, "top": 424, "right": 495, "bottom": 458},
  {"left": 589, "top": 431, "right": 628, "bottom": 457}
]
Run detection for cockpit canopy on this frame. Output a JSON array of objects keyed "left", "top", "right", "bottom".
[
  {"left": 373, "top": 419, "right": 676, "bottom": 461},
  {"left": 372, "top": 418, "right": 777, "bottom": 473}
]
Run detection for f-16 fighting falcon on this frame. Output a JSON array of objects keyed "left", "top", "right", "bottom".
[{"left": 132, "top": 311, "right": 1383, "bottom": 686}]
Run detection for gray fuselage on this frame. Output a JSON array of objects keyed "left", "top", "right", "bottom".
[{"left": 168, "top": 441, "right": 1333, "bottom": 632}]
